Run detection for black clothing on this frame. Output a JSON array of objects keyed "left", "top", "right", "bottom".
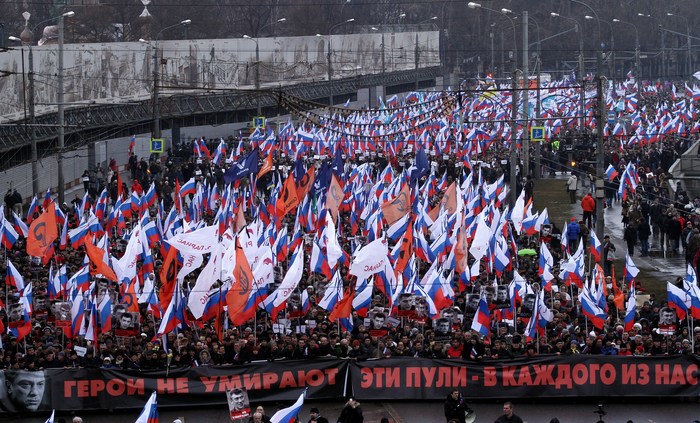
[
  {"left": 444, "top": 393, "right": 470, "bottom": 423},
  {"left": 495, "top": 413, "right": 524, "bottom": 423},
  {"left": 337, "top": 404, "right": 363, "bottom": 423}
]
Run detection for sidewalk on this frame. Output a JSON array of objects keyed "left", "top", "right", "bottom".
[{"left": 545, "top": 173, "right": 685, "bottom": 294}]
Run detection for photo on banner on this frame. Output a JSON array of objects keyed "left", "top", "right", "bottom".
[{"left": 227, "top": 387, "right": 251, "bottom": 420}]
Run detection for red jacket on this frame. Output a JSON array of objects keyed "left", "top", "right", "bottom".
[{"left": 581, "top": 195, "right": 596, "bottom": 212}]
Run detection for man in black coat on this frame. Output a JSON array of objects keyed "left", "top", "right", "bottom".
[{"left": 444, "top": 390, "right": 471, "bottom": 423}]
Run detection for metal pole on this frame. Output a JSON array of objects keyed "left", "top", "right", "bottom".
[
  {"left": 535, "top": 56, "right": 542, "bottom": 179},
  {"left": 153, "top": 44, "right": 160, "bottom": 139},
  {"left": 328, "top": 42, "right": 333, "bottom": 107},
  {"left": 661, "top": 29, "right": 666, "bottom": 80},
  {"left": 381, "top": 32, "right": 385, "bottom": 104},
  {"left": 57, "top": 13, "right": 66, "bottom": 205},
  {"left": 255, "top": 41, "right": 260, "bottom": 115},
  {"left": 522, "top": 11, "right": 530, "bottom": 178},
  {"left": 688, "top": 30, "right": 693, "bottom": 79},
  {"left": 415, "top": 33, "right": 419, "bottom": 90},
  {"left": 490, "top": 25, "right": 494, "bottom": 75},
  {"left": 595, "top": 73, "right": 605, "bottom": 240},
  {"left": 510, "top": 69, "right": 520, "bottom": 206},
  {"left": 28, "top": 47, "right": 38, "bottom": 196}
]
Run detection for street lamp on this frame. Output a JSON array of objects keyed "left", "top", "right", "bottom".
[
  {"left": 570, "top": 0, "right": 605, "bottom": 241},
  {"left": 612, "top": 18, "right": 640, "bottom": 76},
  {"left": 328, "top": 18, "right": 355, "bottom": 108},
  {"left": 57, "top": 10, "right": 75, "bottom": 206},
  {"left": 586, "top": 15, "right": 614, "bottom": 80},
  {"left": 666, "top": 12, "right": 692, "bottom": 78},
  {"left": 244, "top": 18, "right": 285, "bottom": 115},
  {"left": 468, "top": 2, "right": 517, "bottom": 70},
  {"left": 145, "top": 18, "right": 191, "bottom": 146},
  {"left": 8, "top": 13, "right": 68, "bottom": 197},
  {"left": 551, "top": 12, "right": 585, "bottom": 129}
]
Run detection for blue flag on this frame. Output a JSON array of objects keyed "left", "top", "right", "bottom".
[
  {"left": 410, "top": 147, "right": 429, "bottom": 185},
  {"left": 224, "top": 148, "right": 259, "bottom": 184}
]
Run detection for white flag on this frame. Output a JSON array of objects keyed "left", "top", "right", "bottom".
[
  {"left": 165, "top": 224, "right": 218, "bottom": 255},
  {"left": 349, "top": 238, "right": 389, "bottom": 280}
]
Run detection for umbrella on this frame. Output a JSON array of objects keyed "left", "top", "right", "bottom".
[{"left": 517, "top": 248, "right": 537, "bottom": 257}]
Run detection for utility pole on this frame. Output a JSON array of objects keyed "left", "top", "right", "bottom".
[
  {"left": 535, "top": 56, "right": 542, "bottom": 179},
  {"left": 510, "top": 69, "right": 520, "bottom": 206},
  {"left": 57, "top": 11, "right": 74, "bottom": 206},
  {"left": 595, "top": 72, "right": 605, "bottom": 240},
  {"left": 522, "top": 11, "right": 530, "bottom": 178}
]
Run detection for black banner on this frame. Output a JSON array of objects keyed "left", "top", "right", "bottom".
[
  {"left": 0, "top": 358, "right": 348, "bottom": 413},
  {"left": 350, "top": 355, "right": 700, "bottom": 400},
  {"left": 1, "top": 356, "right": 699, "bottom": 413}
]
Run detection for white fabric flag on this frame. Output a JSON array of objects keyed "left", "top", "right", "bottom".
[
  {"left": 325, "top": 214, "right": 343, "bottom": 269},
  {"left": 165, "top": 224, "right": 218, "bottom": 255},
  {"left": 349, "top": 238, "right": 389, "bottom": 280},
  {"left": 262, "top": 248, "right": 304, "bottom": 310},
  {"left": 188, "top": 244, "right": 222, "bottom": 319}
]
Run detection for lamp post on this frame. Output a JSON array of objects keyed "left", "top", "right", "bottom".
[
  {"left": 244, "top": 17, "right": 286, "bottom": 115},
  {"left": 7, "top": 37, "right": 30, "bottom": 187},
  {"left": 143, "top": 19, "right": 191, "bottom": 146},
  {"left": 551, "top": 12, "right": 585, "bottom": 128},
  {"left": 570, "top": 0, "right": 605, "bottom": 241},
  {"left": 57, "top": 10, "right": 75, "bottom": 206},
  {"left": 8, "top": 14, "right": 67, "bottom": 197},
  {"left": 468, "top": 2, "right": 517, "bottom": 71},
  {"left": 612, "top": 18, "right": 640, "bottom": 77},
  {"left": 550, "top": 13, "right": 584, "bottom": 80},
  {"left": 586, "top": 15, "right": 614, "bottom": 80},
  {"left": 666, "top": 12, "right": 692, "bottom": 78},
  {"left": 328, "top": 18, "right": 354, "bottom": 108}
]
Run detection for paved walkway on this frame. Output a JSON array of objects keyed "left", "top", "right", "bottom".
[{"left": 561, "top": 173, "right": 687, "bottom": 286}]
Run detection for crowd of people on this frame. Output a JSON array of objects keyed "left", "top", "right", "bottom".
[{"left": 0, "top": 81, "right": 699, "bottom": 396}]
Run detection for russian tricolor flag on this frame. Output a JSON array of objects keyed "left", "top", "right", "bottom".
[
  {"left": 135, "top": 391, "right": 159, "bottom": 423},
  {"left": 470, "top": 293, "right": 491, "bottom": 337},
  {"left": 179, "top": 177, "right": 197, "bottom": 198},
  {"left": 624, "top": 286, "right": 637, "bottom": 331},
  {"left": 605, "top": 164, "right": 619, "bottom": 181},
  {"left": 270, "top": 389, "right": 306, "bottom": 423},
  {"left": 667, "top": 282, "right": 690, "bottom": 320},
  {"left": 589, "top": 231, "right": 602, "bottom": 263}
]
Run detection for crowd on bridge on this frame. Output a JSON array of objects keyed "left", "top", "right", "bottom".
[{"left": 1, "top": 78, "right": 700, "bottom": 382}]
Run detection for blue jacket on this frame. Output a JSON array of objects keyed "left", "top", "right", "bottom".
[{"left": 567, "top": 222, "right": 580, "bottom": 240}]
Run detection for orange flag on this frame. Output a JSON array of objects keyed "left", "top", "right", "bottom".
[
  {"left": 380, "top": 184, "right": 410, "bottom": 226},
  {"left": 394, "top": 220, "right": 414, "bottom": 275},
  {"left": 326, "top": 174, "right": 344, "bottom": 221},
  {"left": 296, "top": 167, "right": 316, "bottom": 201},
  {"left": 122, "top": 280, "right": 140, "bottom": 313},
  {"left": 159, "top": 246, "right": 179, "bottom": 310},
  {"left": 27, "top": 202, "right": 58, "bottom": 258},
  {"left": 84, "top": 237, "right": 118, "bottom": 282},
  {"left": 611, "top": 266, "right": 625, "bottom": 311},
  {"left": 257, "top": 153, "right": 274, "bottom": 179},
  {"left": 226, "top": 242, "right": 256, "bottom": 326},
  {"left": 276, "top": 173, "right": 300, "bottom": 219},
  {"left": 439, "top": 182, "right": 458, "bottom": 215},
  {"left": 329, "top": 288, "right": 354, "bottom": 322},
  {"left": 234, "top": 206, "right": 247, "bottom": 233}
]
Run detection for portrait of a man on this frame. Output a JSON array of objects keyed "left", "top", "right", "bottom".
[{"left": 3, "top": 370, "right": 46, "bottom": 412}]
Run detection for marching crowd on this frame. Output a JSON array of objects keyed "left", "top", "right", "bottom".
[{"left": 1, "top": 81, "right": 700, "bottom": 378}]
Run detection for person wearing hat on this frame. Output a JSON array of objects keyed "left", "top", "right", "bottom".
[{"left": 308, "top": 407, "right": 329, "bottom": 423}]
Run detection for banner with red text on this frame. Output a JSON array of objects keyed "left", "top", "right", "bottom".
[
  {"left": 1, "top": 356, "right": 699, "bottom": 414},
  {"left": 350, "top": 355, "right": 700, "bottom": 400}
]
